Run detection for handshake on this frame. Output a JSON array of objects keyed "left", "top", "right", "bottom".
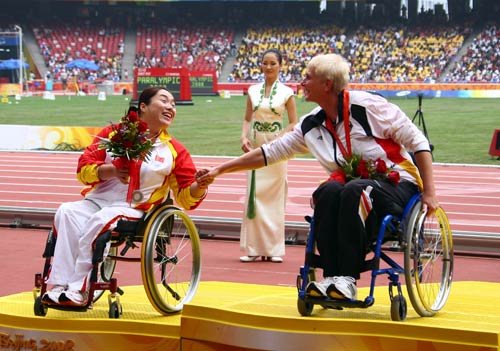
[
  {"left": 194, "top": 168, "right": 217, "bottom": 189},
  {"left": 192, "top": 148, "right": 263, "bottom": 190}
]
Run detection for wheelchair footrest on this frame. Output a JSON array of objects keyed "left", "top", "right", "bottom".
[
  {"left": 303, "top": 296, "right": 371, "bottom": 309},
  {"left": 43, "top": 304, "right": 91, "bottom": 313}
]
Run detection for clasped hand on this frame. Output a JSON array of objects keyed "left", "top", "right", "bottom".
[{"left": 195, "top": 168, "right": 216, "bottom": 188}]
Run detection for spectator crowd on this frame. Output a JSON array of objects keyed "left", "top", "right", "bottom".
[{"left": 18, "top": 14, "right": 500, "bottom": 85}]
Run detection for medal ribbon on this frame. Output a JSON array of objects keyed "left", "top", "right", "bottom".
[{"left": 325, "top": 90, "right": 351, "bottom": 159}]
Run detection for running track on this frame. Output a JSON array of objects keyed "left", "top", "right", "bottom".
[{"left": 0, "top": 151, "right": 499, "bottom": 252}]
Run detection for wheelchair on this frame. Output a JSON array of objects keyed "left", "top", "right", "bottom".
[
  {"left": 296, "top": 193, "right": 454, "bottom": 321},
  {"left": 33, "top": 197, "right": 202, "bottom": 318}
]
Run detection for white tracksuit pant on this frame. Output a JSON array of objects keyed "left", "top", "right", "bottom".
[{"left": 46, "top": 198, "right": 143, "bottom": 292}]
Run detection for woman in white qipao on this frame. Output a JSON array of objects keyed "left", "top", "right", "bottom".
[{"left": 239, "top": 48, "right": 297, "bottom": 263}]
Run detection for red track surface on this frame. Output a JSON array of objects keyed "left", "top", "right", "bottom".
[
  {"left": 1, "top": 151, "right": 499, "bottom": 235},
  {"left": 0, "top": 151, "right": 499, "bottom": 297},
  {"left": 2, "top": 227, "right": 500, "bottom": 297}
]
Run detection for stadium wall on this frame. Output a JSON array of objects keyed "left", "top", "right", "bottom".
[{"left": 218, "top": 82, "right": 500, "bottom": 98}]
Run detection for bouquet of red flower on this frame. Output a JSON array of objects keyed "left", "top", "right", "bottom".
[
  {"left": 98, "top": 109, "right": 155, "bottom": 202},
  {"left": 329, "top": 153, "right": 400, "bottom": 185},
  {"left": 98, "top": 109, "right": 154, "bottom": 163}
]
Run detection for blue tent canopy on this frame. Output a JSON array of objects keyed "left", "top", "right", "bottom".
[
  {"left": 65, "top": 59, "right": 99, "bottom": 71},
  {"left": 0, "top": 59, "right": 29, "bottom": 70}
]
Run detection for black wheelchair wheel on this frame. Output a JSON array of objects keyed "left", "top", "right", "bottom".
[
  {"left": 108, "top": 300, "right": 122, "bottom": 319},
  {"left": 141, "top": 205, "right": 201, "bottom": 315},
  {"left": 390, "top": 294, "right": 407, "bottom": 321},
  {"left": 34, "top": 296, "right": 48, "bottom": 317},
  {"left": 297, "top": 298, "right": 314, "bottom": 316}
]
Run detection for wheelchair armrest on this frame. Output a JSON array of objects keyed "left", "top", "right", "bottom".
[
  {"left": 115, "top": 218, "right": 140, "bottom": 233},
  {"left": 93, "top": 230, "right": 112, "bottom": 264}
]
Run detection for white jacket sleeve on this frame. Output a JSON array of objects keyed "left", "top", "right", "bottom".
[{"left": 262, "top": 118, "right": 310, "bottom": 165}]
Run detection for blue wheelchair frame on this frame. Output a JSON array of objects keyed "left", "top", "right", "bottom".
[{"left": 297, "top": 193, "right": 422, "bottom": 320}]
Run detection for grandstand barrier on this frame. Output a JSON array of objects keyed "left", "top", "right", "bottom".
[
  {"left": 3, "top": 81, "right": 500, "bottom": 98},
  {"left": 0, "top": 83, "right": 22, "bottom": 96},
  {"left": 0, "top": 125, "right": 101, "bottom": 151},
  {"left": 217, "top": 82, "right": 500, "bottom": 98}
]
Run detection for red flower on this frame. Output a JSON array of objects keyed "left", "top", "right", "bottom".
[
  {"left": 98, "top": 110, "right": 154, "bottom": 162},
  {"left": 127, "top": 111, "right": 139, "bottom": 122},
  {"left": 357, "top": 160, "right": 369, "bottom": 178},
  {"left": 388, "top": 171, "right": 400, "bottom": 185},
  {"left": 138, "top": 120, "right": 148, "bottom": 133},
  {"left": 336, "top": 153, "right": 400, "bottom": 185},
  {"left": 375, "top": 158, "right": 387, "bottom": 173},
  {"left": 122, "top": 140, "right": 134, "bottom": 149},
  {"left": 111, "top": 133, "right": 121, "bottom": 142}
]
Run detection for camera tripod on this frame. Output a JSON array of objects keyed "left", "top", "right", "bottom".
[{"left": 412, "top": 93, "right": 434, "bottom": 153}]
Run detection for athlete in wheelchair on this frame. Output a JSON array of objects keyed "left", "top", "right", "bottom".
[
  {"left": 33, "top": 87, "right": 210, "bottom": 318},
  {"left": 197, "top": 53, "right": 452, "bottom": 321},
  {"left": 296, "top": 187, "right": 453, "bottom": 321}
]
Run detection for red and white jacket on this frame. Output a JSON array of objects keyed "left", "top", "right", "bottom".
[{"left": 77, "top": 126, "right": 205, "bottom": 211}]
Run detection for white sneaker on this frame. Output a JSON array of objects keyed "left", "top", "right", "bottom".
[
  {"left": 306, "top": 277, "right": 338, "bottom": 297},
  {"left": 42, "top": 285, "right": 66, "bottom": 304},
  {"left": 326, "top": 276, "right": 357, "bottom": 300},
  {"left": 59, "top": 289, "right": 89, "bottom": 306}
]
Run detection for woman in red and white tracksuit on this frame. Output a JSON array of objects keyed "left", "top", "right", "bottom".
[{"left": 43, "top": 86, "right": 209, "bottom": 306}]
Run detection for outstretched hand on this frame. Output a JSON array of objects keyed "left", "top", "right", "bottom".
[{"left": 195, "top": 168, "right": 215, "bottom": 189}]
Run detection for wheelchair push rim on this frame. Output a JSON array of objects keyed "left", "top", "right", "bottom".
[
  {"left": 404, "top": 204, "right": 454, "bottom": 317},
  {"left": 141, "top": 205, "right": 202, "bottom": 315}
]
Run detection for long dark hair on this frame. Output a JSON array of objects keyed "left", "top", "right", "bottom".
[{"left": 128, "top": 86, "right": 168, "bottom": 116}]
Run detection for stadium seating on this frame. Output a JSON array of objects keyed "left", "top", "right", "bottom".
[
  {"left": 345, "top": 25, "right": 468, "bottom": 82},
  {"left": 19, "top": 6, "right": 499, "bottom": 85},
  {"left": 446, "top": 24, "right": 500, "bottom": 82},
  {"left": 31, "top": 19, "right": 124, "bottom": 81},
  {"left": 231, "top": 25, "right": 346, "bottom": 82},
  {"left": 230, "top": 24, "right": 470, "bottom": 83},
  {"left": 134, "top": 24, "right": 233, "bottom": 76}
]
